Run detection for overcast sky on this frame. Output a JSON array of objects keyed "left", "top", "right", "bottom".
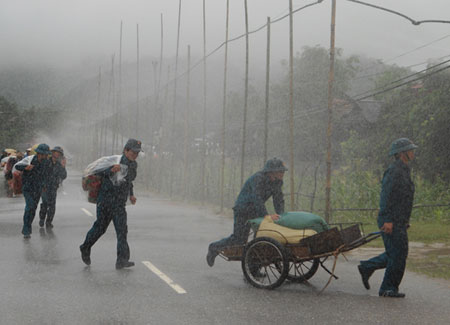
[{"left": 1, "top": 0, "right": 450, "bottom": 71}]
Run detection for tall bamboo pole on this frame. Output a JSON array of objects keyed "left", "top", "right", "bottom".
[
  {"left": 264, "top": 17, "right": 271, "bottom": 164},
  {"left": 156, "top": 13, "right": 164, "bottom": 132},
  {"left": 201, "top": 0, "right": 208, "bottom": 204},
  {"left": 325, "top": 0, "right": 337, "bottom": 223},
  {"left": 220, "top": 0, "right": 230, "bottom": 212},
  {"left": 95, "top": 66, "right": 102, "bottom": 158},
  {"left": 114, "top": 20, "right": 123, "bottom": 154},
  {"left": 288, "top": 0, "right": 295, "bottom": 210},
  {"left": 136, "top": 23, "right": 140, "bottom": 138},
  {"left": 105, "top": 54, "right": 115, "bottom": 156},
  {"left": 157, "top": 65, "right": 171, "bottom": 192},
  {"left": 240, "top": 0, "right": 249, "bottom": 187},
  {"left": 169, "top": 0, "right": 182, "bottom": 197},
  {"left": 183, "top": 45, "right": 191, "bottom": 199}
]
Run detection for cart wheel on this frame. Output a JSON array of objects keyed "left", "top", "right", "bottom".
[
  {"left": 241, "top": 237, "right": 288, "bottom": 290},
  {"left": 286, "top": 258, "right": 320, "bottom": 282}
]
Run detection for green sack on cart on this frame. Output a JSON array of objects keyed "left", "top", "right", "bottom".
[{"left": 249, "top": 211, "right": 329, "bottom": 233}]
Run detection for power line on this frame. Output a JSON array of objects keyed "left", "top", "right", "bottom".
[
  {"left": 158, "top": 0, "right": 325, "bottom": 92},
  {"left": 354, "top": 63, "right": 450, "bottom": 101},
  {"left": 352, "top": 53, "right": 450, "bottom": 82},
  {"left": 354, "top": 57, "right": 450, "bottom": 98},
  {"left": 155, "top": 0, "right": 450, "bottom": 103},
  {"left": 353, "top": 34, "right": 450, "bottom": 78},
  {"left": 345, "top": 0, "right": 450, "bottom": 25}
]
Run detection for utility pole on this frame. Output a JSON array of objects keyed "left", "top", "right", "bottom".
[
  {"left": 240, "top": 0, "right": 250, "bottom": 187},
  {"left": 325, "top": 0, "right": 337, "bottom": 223}
]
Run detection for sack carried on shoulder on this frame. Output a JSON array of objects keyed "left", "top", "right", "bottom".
[{"left": 82, "top": 175, "right": 102, "bottom": 204}]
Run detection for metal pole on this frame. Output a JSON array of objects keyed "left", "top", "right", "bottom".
[
  {"left": 220, "top": 0, "right": 230, "bottom": 212},
  {"left": 201, "top": 0, "right": 208, "bottom": 204},
  {"left": 183, "top": 45, "right": 191, "bottom": 199},
  {"left": 240, "top": 0, "right": 249, "bottom": 187},
  {"left": 288, "top": 0, "right": 295, "bottom": 210},
  {"left": 169, "top": 0, "right": 182, "bottom": 197},
  {"left": 325, "top": 0, "right": 337, "bottom": 223},
  {"left": 264, "top": 16, "right": 271, "bottom": 164}
]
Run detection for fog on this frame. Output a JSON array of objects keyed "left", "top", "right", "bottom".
[
  {"left": 1, "top": 0, "right": 450, "bottom": 70},
  {"left": 2, "top": 0, "right": 450, "bottom": 206}
]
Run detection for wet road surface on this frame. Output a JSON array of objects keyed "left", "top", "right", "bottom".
[{"left": 1, "top": 171, "right": 449, "bottom": 324}]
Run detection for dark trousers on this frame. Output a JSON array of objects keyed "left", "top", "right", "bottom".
[
  {"left": 39, "top": 189, "right": 57, "bottom": 224},
  {"left": 80, "top": 202, "right": 130, "bottom": 263},
  {"left": 360, "top": 228, "right": 408, "bottom": 294},
  {"left": 22, "top": 190, "right": 41, "bottom": 235},
  {"left": 209, "top": 209, "right": 253, "bottom": 253}
]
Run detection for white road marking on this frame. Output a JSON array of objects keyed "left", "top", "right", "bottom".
[
  {"left": 142, "top": 261, "right": 187, "bottom": 294},
  {"left": 81, "top": 208, "right": 94, "bottom": 217}
]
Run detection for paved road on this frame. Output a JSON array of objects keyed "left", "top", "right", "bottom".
[{"left": 1, "top": 171, "right": 449, "bottom": 324}]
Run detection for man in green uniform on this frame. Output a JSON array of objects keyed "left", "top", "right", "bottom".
[
  {"left": 79, "top": 139, "right": 141, "bottom": 269},
  {"left": 206, "top": 157, "right": 286, "bottom": 267},
  {"left": 39, "top": 146, "right": 67, "bottom": 228},
  {"left": 15, "top": 143, "right": 51, "bottom": 238},
  {"left": 358, "top": 138, "right": 417, "bottom": 298}
]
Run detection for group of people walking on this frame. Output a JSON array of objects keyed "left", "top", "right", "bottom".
[
  {"left": 4, "top": 136, "right": 417, "bottom": 296},
  {"left": 12, "top": 143, "right": 67, "bottom": 236}
]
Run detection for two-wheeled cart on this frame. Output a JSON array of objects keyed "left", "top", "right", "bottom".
[{"left": 218, "top": 223, "right": 381, "bottom": 290}]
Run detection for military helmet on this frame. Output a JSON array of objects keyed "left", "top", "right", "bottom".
[
  {"left": 35, "top": 143, "right": 51, "bottom": 155},
  {"left": 389, "top": 138, "right": 418, "bottom": 156},
  {"left": 51, "top": 146, "right": 64, "bottom": 156},
  {"left": 262, "top": 157, "right": 288, "bottom": 173}
]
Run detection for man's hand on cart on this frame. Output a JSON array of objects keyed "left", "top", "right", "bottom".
[
  {"left": 380, "top": 222, "right": 393, "bottom": 234},
  {"left": 269, "top": 214, "right": 280, "bottom": 221},
  {"left": 111, "top": 164, "right": 121, "bottom": 173}
]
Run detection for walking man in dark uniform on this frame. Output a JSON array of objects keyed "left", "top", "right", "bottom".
[
  {"left": 39, "top": 146, "right": 67, "bottom": 228},
  {"left": 207, "top": 157, "right": 286, "bottom": 267},
  {"left": 15, "top": 143, "right": 51, "bottom": 238},
  {"left": 358, "top": 138, "right": 417, "bottom": 298},
  {"left": 80, "top": 139, "right": 141, "bottom": 269}
]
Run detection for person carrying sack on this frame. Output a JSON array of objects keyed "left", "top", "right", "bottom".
[{"left": 79, "top": 139, "right": 141, "bottom": 269}]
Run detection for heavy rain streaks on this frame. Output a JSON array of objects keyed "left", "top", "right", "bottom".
[{"left": 1, "top": 0, "right": 450, "bottom": 324}]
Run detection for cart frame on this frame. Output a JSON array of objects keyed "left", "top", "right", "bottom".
[{"left": 218, "top": 222, "right": 381, "bottom": 291}]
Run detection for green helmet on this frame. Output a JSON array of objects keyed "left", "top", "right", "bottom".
[
  {"left": 262, "top": 157, "right": 288, "bottom": 173},
  {"left": 389, "top": 138, "right": 418, "bottom": 156}
]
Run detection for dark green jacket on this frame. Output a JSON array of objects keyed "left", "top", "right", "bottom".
[
  {"left": 45, "top": 160, "right": 67, "bottom": 191},
  {"left": 15, "top": 155, "right": 50, "bottom": 193},
  {"left": 97, "top": 155, "right": 137, "bottom": 205},
  {"left": 377, "top": 159, "right": 415, "bottom": 228},
  {"left": 234, "top": 171, "right": 284, "bottom": 218}
]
